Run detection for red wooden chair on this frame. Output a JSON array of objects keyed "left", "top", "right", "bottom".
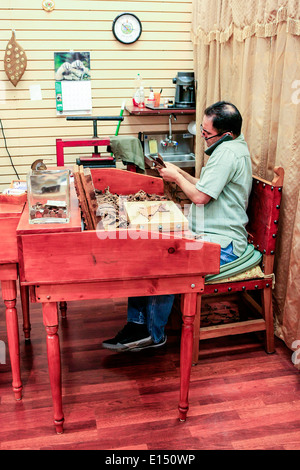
[{"left": 192, "top": 166, "right": 284, "bottom": 364}]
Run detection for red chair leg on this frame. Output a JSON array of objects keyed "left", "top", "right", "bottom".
[{"left": 262, "top": 287, "right": 275, "bottom": 353}]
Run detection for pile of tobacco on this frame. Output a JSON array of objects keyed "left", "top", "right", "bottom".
[
  {"left": 29, "top": 202, "right": 67, "bottom": 220},
  {"left": 94, "top": 187, "right": 168, "bottom": 228}
]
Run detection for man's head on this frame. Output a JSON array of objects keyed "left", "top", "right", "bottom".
[{"left": 201, "top": 101, "right": 242, "bottom": 146}]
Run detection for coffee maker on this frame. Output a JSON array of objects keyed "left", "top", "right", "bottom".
[{"left": 173, "top": 72, "right": 196, "bottom": 108}]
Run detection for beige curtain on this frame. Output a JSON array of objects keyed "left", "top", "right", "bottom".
[{"left": 191, "top": 0, "right": 300, "bottom": 361}]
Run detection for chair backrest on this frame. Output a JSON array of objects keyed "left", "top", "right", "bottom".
[{"left": 246, "top": 166, "right": 284, "bottom": 258}]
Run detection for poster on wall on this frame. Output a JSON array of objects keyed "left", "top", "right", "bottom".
[{"left": 54, "top": 51, "right": 92, "bottom": 115}]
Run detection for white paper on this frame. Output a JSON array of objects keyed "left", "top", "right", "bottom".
[
  {"left": 29, "top": 84, "right": 43, "bottom": 101},
  {"left": 60, "top": 80, "right": 92, "bottom": 114}
]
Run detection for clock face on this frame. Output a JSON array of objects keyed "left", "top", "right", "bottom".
[{"left": 112, "top": 13, "right": 142, "bottom": 44}]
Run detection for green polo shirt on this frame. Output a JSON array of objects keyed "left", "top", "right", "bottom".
[{"left": 188, "top": 133, "right": 252, "bottom": 256}]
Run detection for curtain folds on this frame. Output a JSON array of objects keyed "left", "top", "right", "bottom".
[
  {"left": 192, "top": 1, "right": 300, "bottom": 44},
  {"left": 192, "top": 0, "right": 300, "bottom": 361}
]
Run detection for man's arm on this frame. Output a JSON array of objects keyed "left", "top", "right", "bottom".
[
  {"left": 158, "top": 163, "right": 211, "bottom": 205},
  {"left": 160, "top": 162, "right": 199, "bottom": 184}
]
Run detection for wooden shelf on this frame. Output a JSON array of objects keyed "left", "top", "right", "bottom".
[{"left": 126, "top": 105, "right": 196, "bottom": 116}]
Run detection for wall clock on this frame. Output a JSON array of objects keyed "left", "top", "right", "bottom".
[{"left": 112, "top": 13, "right": 142, "bottom": 44}]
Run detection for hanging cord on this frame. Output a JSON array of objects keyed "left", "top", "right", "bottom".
[{"left": 0, "top": 118, "right": 20, "bottom": 179}]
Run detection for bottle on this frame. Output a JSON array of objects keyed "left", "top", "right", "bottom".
[
  {"left": 132, "top": 73, "right": 142, "bottom": 107},
  {"left": 147, "top": 88, "right": 155, "bottom": 106},
  {"left": 138, "top": 86, "right": 145, "bottom": 108}
]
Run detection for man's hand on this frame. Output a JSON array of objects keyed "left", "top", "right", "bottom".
[{"left": 157, "top": 162, "right": 180, "bottom": 182}]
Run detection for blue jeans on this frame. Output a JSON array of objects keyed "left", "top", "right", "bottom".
[{"left": 127, "top": 243, "right": 238, "bottom": 343}]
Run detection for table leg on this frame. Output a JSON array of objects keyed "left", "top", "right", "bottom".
[
  {"left": 2, "top": 280, "right": 22, "bottom": 400},
  {"left": 178, "top": 292, "right": 197, "bottom": 421},
  {"left": 19, "top": 283, "right": 31, "bottom": 342},
  {"left": 59, "top": 301, "right": 67, "bottom": 319},
  {"left": 43, "top": 301, "right": 64, "bottom": 434}
]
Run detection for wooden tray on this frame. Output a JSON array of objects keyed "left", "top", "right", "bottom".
[
  {"left": 124, "top": 200, "right": 188, "bottom": 232},
  {"left": 73, "top": 166, "right": 170, "bottom": 232}
]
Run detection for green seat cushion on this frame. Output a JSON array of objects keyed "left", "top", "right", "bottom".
[{"left": 205, "top": 245, "right": 262, "bottom": 282}]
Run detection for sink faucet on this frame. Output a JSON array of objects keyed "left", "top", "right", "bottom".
[{"left": 161, "top": 114, "right": 178, "bottom": 148}]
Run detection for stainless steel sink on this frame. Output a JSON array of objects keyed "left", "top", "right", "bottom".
[
  {"left": 143, "top": 132, "right": 195, "bottom": 168},
  {"left": 145, "top": 153, "right": 195, "bottom": 168},
  {"left": 163, "top": 153, "right": 195, "bottom": 163}
]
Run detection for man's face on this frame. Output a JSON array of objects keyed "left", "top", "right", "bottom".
[{"left": 201, "top": 115, "right": 223, "bottom": 147}]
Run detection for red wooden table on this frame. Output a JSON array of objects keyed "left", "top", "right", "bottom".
[
  {"left": 17, "top": 169, "right": 220, "bottom": 434},
  {"left": 16, "top": 174, "right": 82, "bottom": 339},
  {"left": 0, "top": 198, "right": 25, "bottom": 400}
]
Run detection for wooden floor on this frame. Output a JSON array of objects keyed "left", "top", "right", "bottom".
[{"left": 0, "top": 290, "right": 300, "bottom": 450}]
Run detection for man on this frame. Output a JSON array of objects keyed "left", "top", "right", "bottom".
[{"left": 102, "top": 101, "right": 252, "bottom": 352}]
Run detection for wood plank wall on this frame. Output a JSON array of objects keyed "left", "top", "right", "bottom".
[{"left": 0, "top": 0, "right": 194, "bottom": 190}]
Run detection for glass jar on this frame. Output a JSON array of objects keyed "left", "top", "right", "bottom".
[{"left": 27, "top": 168, "right": 70, "bottom": 224}]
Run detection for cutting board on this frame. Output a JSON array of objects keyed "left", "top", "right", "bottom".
[{"left": 124, "top": 200, "right": 188, "bottom": 232}]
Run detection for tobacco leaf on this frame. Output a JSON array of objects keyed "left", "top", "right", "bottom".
[{"left": 4, "top": 32, "right": 27, "bottom": 87}]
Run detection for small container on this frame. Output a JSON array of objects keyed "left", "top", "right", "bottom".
[
  {"left": 154, "top": 92, "right": 160, "bottom": 107},
  {"left": 147, "top": 89, "right": 155, "bottom": 106},
  {"left": 27, "top": 168, "right": 70, "bottom": 224}
]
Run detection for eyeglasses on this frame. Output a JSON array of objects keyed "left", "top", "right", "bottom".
[{"left": 200, "top": 124, "right": 229, "bottom": 141}]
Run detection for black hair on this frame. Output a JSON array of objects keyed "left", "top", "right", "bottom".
[{"left": 204, "top": 101, "right": 242, "bottom": 136}]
